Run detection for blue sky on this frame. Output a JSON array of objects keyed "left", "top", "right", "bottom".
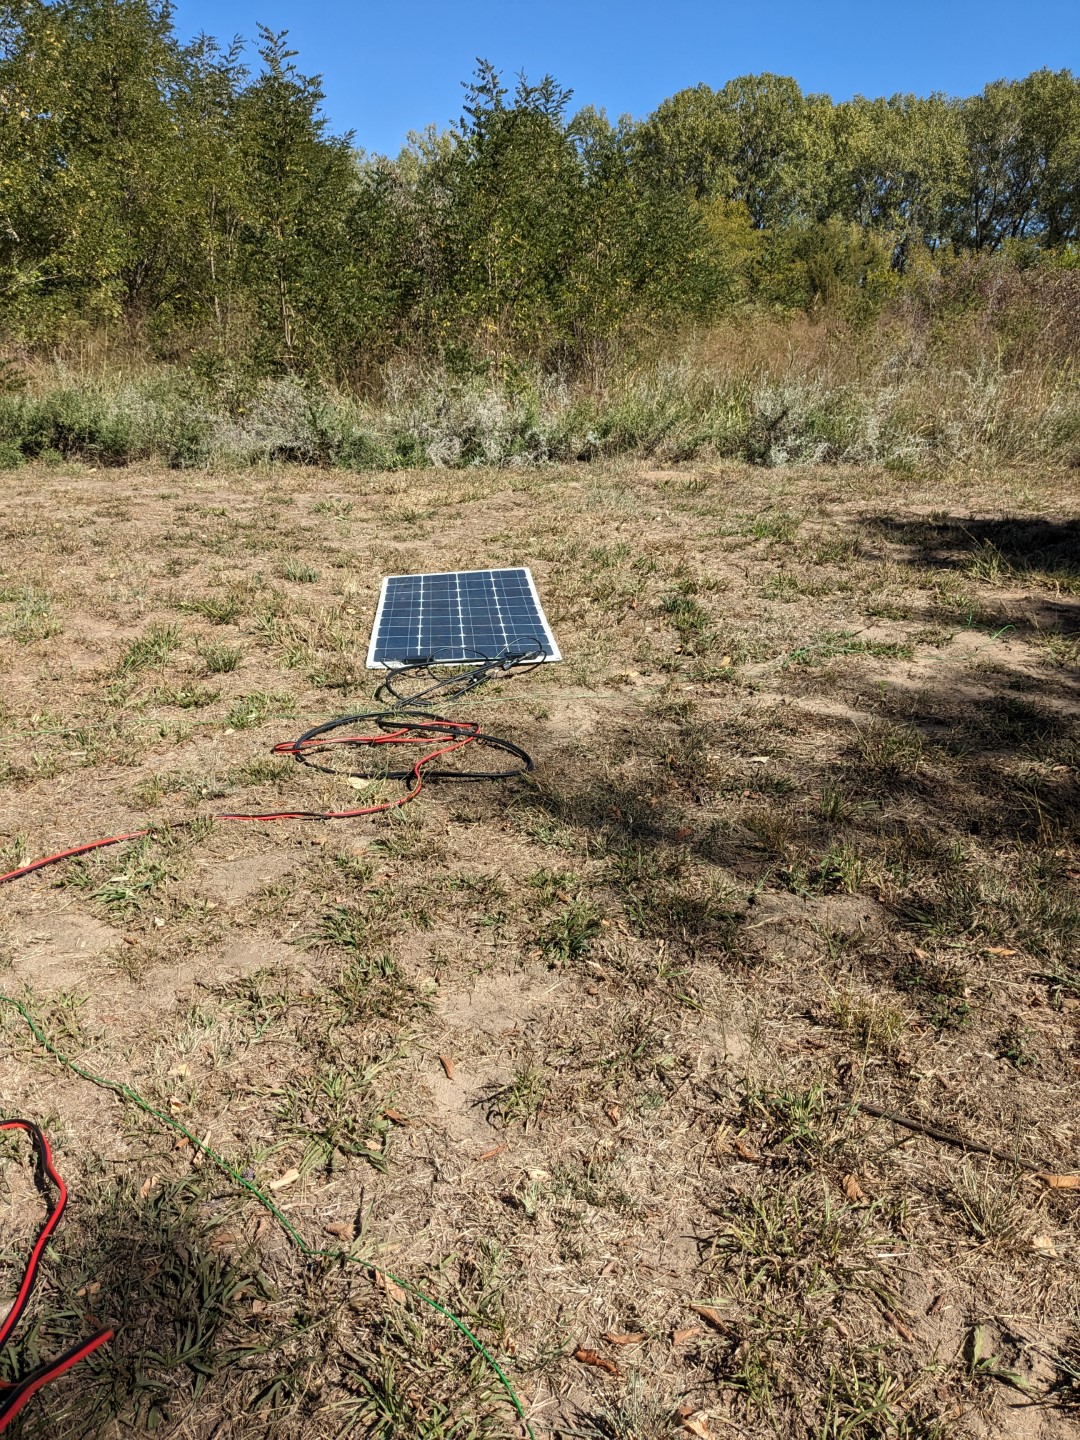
[{"left": 174, "top": 0, "right": 1080, "bottom": 156}]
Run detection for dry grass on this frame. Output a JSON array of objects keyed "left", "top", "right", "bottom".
[{"left": 0, "top": 451, "right": 1077, "bottom": 1440}]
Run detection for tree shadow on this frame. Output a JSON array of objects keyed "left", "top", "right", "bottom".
[
  {"left": 865, "top": 514, "right": 1080, "bottom": 590},
  {"left": 7, "top": 1174, "right": 270, "bottom": 1439},
  {"left": 512, "top": 651, "right": 1079, "bottom": 990}
]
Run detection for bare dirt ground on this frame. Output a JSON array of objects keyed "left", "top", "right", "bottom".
[{"left": 0, "top": 457, "right": 1077, "bottom": 1440}]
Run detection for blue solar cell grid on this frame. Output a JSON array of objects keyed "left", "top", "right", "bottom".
[{"left": 367, "top": 567, "right": 559, "bottom": 667}]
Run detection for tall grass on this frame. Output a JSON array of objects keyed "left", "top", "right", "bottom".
[{"left": 1, "top": 276, "right": 1077, "bottom": 472}]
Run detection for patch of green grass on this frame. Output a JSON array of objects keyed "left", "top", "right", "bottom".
[
  {"left": 198, "top": 640, "right": 242, "bottom": 674},
  {"left": 487, "top": 1065, "right": 548, "bottom": 1130},
  {"left": 0, "top": 584, "right": 63, "bottom": 643},
  {"left": 660, "top": 588, "right": 715, "bottom": 650},
  {"left": 786, "top": 630, "right": 914, "bottom": 667},
  {"left": 853, "top": 719, "right": 924, "bottom": 783},
  {"left": 152, "top": 683, "right": 220, "bottom": 709},
  {"left": 538, "top": 897, "right": 602, "bottom": 963},
  {"left": 87, "top": 837, "right": 172, "bottom": 918},
  {"left": 224, "top": 691, "right": 291, "bottom": 730},
  {"left": 182, "top": 592, "right": 244, "bottom": 624},
  {"left": 279, "top": 559, "right": 319, "bottom": 583},
  {"left": 750, "top": 511, "right": 802, "bottom": 543},
  {"left": 118, "top": 622, "right": 181, "bottom": 673}
]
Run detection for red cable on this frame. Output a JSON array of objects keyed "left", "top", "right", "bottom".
[
  {"left": 0, "top": 723, "right": 485, "bottom": 884},
  {"left": 0, "top": 1121, "right": 113, "bottom": 1432},
  {"left": 0, "top": 715, "right": 497, "bottom": 1425}
]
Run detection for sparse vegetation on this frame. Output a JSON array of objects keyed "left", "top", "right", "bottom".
[{"left": 0, "top": 14, "right": 1077, "bottom": 1436}]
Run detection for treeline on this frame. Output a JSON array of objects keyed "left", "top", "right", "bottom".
[{"left": 1, "top": 0, "right": 1078, "bottom": 380}]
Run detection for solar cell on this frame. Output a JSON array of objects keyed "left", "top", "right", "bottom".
[{"left": 366, "top": 567, "right": 561, "bottom": 668}]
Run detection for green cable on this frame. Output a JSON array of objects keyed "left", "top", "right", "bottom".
[{"left": 0, "top": 994, "right": 534, "bottom": 1439}]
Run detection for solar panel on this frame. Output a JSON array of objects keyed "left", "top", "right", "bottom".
[{"left": 366, "top": 567, "right": 561, "bottom": 669}]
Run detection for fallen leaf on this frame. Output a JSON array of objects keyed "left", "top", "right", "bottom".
[
  {"left": 383, "top": 1108, "right": 409, "bottom": 1125},
  {"left": 731, "top": 1137, "right": 760, "bottom": 1162},
  {"left": 603, "top": 1331, "right": 646, "bottom": 1345},
  {"left": 376, "top": 1272, "right": 406, "bottom": 1305},
  {"left": 1031, "top": 1233, "right": 1060, "bottom": 1258},
  {"left": 478, "top": 1144, "right": 507, "bottom": 1161},
  {"left": 984, "top": 946, "right": 1017, "bottom": 956},
  {"left": 269, "top": 1167, "right": 300, "bottom": 1192},
  {"left": 689, "top": 1304, "right": 726, "bottom": 1330},
  {"left": 362, "top": 1137, "right": 383, "bottom": 1153},
  {"left": 683, "top": 1418, "right": 711, "bottom": 1438},
  {"left": 326, "top": 1221, "right": 354, "bottom": 1240},
  {"left": 574, "top": 1347, "right": 620, "bottom": 1377},
  {"left": 1037, "top": 1172, "right": 1080, "bottom": 1190},
  {"left": 883, "top": 1311, "right": 915, "bottom": 1343},
  {"left": 139, "top": 1175, "right": 158, "bottom": 1199},
  {"left": 439, "top": 1054, "right": 455, "bottom": 1080},
  {"left": 251, "top": 1299, "right": 268, "bottom": 1315},
  {"left": 672, "top": 1326, "right": 703, "bottom": 1344},
  {"left": 843, "top": 1173, "right": 866, "bottom": 1203}
]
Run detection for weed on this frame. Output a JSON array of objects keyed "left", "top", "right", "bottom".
[
  {"left": 786, "top": 631, "right": 914, "bottom": 666},
  {"left": 153, "top": 683, "right": 220, "bottom": 709},
  {"left": 0, "top": 585, "right": 62, "bottom": 643},
  {"left": 894, "top": 954, "right": 971, "bottom": 1030},
  {"left": 224, "top": 691, "right": 291, "bottom": 729},
  {"left": 751, "top": 511, "right": 802, "bottom": 542},
  {"left": 997, "top": 1022, "right": 1036, "bottom": 1070},
  {"left": 660, "top": 589, "right": 715, "bottom": 651},
  {"left": 950, "top": 1164, "right": 1031, "bottom": 1247},
  {"left": 854, "top": 720, "right": 924, "bottom": 782},
  {"left": 332, "top": 949, "right": 415, "bottom": 1023},
  {"left": 829, "top": 987, "right": 910, "bottom": 1056},
  {"left": 279, "top": 559, "right": 319, "bottom": 583},
  {"left": 90, "top": 837, "right": 172, "bottom": 918},
  {"left": 118, "top": 622, "right": 181, "bottom": 673},
  {"left": 538, "top": 897, "right": 602, "bottom": 963},
  {"left": 486, "top": 1065, "right": 548, "bottom": 1130},
  {"left": 748, "top": 1084, "right": 838, "bottom": 1162},
  {"left": 184, "top": 594, "right": 242, "bottom": 624},
  {"left": 199, "top": 640, "right": 242, "bottom": 673}
]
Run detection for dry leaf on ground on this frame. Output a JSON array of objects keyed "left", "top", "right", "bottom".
[
  {"left": 574, "top": 1347, "right": 620, "bottom": 1377},
  {"left": 843, "top": 1173, "right": 867, "bottom": 1202}
]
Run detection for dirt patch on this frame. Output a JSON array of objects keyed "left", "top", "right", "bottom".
[{"left": 0, "top": 460, "right": 1077, "bottom": 1439}]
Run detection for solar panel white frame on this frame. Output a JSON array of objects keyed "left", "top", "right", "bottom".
[{"left": 366, "top": 566, "right": 562, "bottom": 669}]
